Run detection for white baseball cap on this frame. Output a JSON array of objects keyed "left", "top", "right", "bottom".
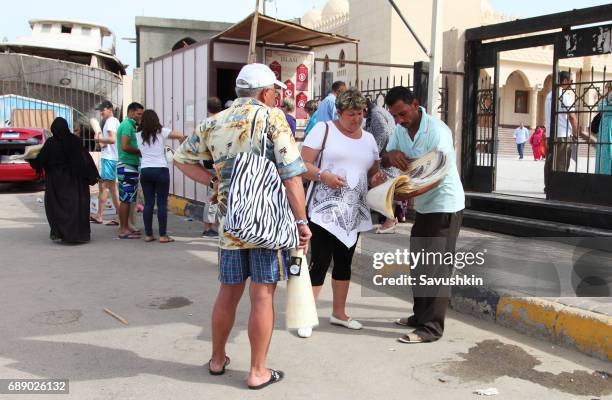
[{"left": 236, "top": 63, "right": 287, "bottom": 90}]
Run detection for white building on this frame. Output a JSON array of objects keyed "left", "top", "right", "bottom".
[{"left": 301, "top": 0, "right": 611, "bottom": 129}]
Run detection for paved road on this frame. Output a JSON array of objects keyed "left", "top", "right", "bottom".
[
  {"left": 495, "top": 155, "right": 597, "bottom": 198},
  {"left": 0, "top": 184, "right": 610, "bottom": 400}
]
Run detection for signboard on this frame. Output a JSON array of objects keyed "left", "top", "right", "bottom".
[
  {"left": 264, "top": 48, "right": 314, "bottom": 128},
  {"left": 558, "top": 24, "right": 612, "bottom": 59}
]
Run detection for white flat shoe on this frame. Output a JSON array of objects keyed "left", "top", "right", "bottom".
[
  {"left": 330, "top": 315, "right": 362, "bottom": 330},
  {"left": 297, "top": 327, "right": 312, "bottom": 338}
]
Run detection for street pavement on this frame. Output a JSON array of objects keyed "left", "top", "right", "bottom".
[
  {"left": 495, "top": 155, "right": 596, "bottom": 198},
  {"left": 0, "top": 184, "right": 610, "bottom": 400}
]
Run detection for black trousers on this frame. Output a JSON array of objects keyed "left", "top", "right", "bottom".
[
  {"left": 409, "top": 210, "right": 463, "bottom": 342},
  {"left": 308, "top": 221, "right": 358, "bottom": 286}
]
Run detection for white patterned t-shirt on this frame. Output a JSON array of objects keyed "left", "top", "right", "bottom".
[{"left": 304, "top": 121, "right": 379, "bottom": 248}]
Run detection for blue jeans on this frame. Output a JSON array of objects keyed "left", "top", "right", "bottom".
[
  {"left": 517, "top": 142, "right": 525, "bottom": 159},
  {"left": 140, "top": 167, "right": 170, "bottom": 236}
]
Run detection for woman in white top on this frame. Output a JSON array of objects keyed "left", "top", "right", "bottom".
[
  {"left": 299, "top": 88, "right": 386, "bottom": 338},
  {"left": 136, "top": 109, "right": 184, "bottom": 243}
]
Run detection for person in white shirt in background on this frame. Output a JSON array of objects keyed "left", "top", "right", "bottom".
[
  {"left": 91, "top": 100, "right": 120, "bottom": 225},
  {"left": 513, "top": 122, "right": 530, "bottom": 160},
  {"left": 544, "top": 71, "right": 578, "bottom": 193},
  {"left": 136, "top": 109, "right": 185, "bottom": 243}
]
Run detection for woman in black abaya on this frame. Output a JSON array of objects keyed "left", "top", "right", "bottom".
[{"left": 30, "top": 118, "right": 99, "bottom": 243}]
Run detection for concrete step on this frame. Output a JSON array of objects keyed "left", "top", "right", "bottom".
[
  {"left": 463, "top": 209, "right": 612, "bottom": 240},
  {"left": 465, "top": 192, "right": 612, "bottom": 231}
]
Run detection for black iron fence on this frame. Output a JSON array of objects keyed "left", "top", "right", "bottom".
[
  {"left": 313, "top": 73, "right": 449, "bottom": 124},
  {"left": 550, "top": 64, "right": 612, "bottom": 175}
]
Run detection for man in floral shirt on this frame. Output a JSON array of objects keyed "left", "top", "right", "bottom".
[{"left": 174, "top": 63, "right": 310, "bottom": 390}]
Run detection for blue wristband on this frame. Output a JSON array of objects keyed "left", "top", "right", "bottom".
[{"left": 295, "top": 219, "right": 309, "bottom": 225}]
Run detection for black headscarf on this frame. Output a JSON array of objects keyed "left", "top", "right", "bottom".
[
  {"left": 51, "top": 117, "right": 81, "bottom": 158},
  {"left": 32, "top": 117, "right": 99, "bottom": 185}
]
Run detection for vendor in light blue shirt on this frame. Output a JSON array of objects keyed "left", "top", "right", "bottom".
[
  {"left": 381, "top": 86, "right": 465, "bottom": 345},
  {"left": 384, "top": 110, "right": 465, "bottom": 214},
  {"left": 316, "top": 81, "right": 346, "bottom": 123}
]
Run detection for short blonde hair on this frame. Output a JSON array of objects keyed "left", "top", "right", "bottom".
[
  {"left": 280, "top": 98, "right": 295, "bottom": 112},
  {"left": 335, "top": 87, "right": 366, "bottom": 113}
]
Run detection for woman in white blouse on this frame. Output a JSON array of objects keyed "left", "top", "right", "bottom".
[{"left": 299, "top": 88, "right": 386, "bottom": 338}]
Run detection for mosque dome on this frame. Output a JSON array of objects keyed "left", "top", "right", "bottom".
[
  {"left": 321, "top": 0, "right": 349, "bottom": 21},
  {"left": 302, "top": 7, "right": 322, "bottom": 29}
]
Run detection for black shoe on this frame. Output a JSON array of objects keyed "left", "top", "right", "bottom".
[{"left": 202, "top": 230, "right": 218, "bottom": 238}]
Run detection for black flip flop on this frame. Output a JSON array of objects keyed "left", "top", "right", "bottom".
[
  {"left": 248, "top": 369, "right": 284, "bottom": 390},
  {"left": 208, "top": 356, "right": 230, "bottom": 376}
]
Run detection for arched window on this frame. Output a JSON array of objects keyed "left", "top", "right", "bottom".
[
  {"left": 324, "top": 55, "right": 330, "bottom": 71},
  {"left": 339, "top": 50, "right": 345, "bottom": 68},
  {"left": 172, "top": 37, "right": 197, "bottom": 51}
]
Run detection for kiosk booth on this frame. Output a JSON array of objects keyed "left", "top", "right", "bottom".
[{"left": 144, "top": 12, "right": 358, "bottom": 203}]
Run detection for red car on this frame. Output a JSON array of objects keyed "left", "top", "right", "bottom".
[{"left": 0, "top": 127, "right": 49, "bottom": 183}]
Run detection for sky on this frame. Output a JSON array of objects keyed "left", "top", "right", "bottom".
[{"left": 1, "top": 0, "right": 610, "bottom": 74}]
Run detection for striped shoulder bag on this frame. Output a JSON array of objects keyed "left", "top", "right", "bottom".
[{"left": 224, "top": 107, "right": 298, "bottom": 250}]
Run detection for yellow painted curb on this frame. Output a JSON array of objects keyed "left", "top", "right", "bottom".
[
  {"left": 556, "top": 306, "right": 612, "bottom": 361},
  {"left": 168, "top": 195, "right": 188, "bottom": 216},
  {"left": 497, "top": 297, "right": 612, "bottom": 361}
]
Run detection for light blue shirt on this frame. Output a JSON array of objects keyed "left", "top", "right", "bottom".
[
  {"left": 304, "top": 110, "right": 318, "bottom": 136},
  {"left": 386, "top": 107, "right": 465, "bottom": 214},
  {"left": 317, "top": 93, "right": 336, "bottom": 123}
]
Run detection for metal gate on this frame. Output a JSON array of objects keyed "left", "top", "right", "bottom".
[
  {"left": 462, "top": 5, "right": 612, "bottom": 206},
  {"left": 0, "top": 54, "right": 124, "bottom": 150}
]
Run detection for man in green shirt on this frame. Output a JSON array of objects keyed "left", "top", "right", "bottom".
[{"left": 117, "top": 102, "right": 144, "bottom": 239}]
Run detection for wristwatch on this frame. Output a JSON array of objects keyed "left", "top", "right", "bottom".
[
  {"left": 295, "top": 219, "right": 309, "bottom": 225},
  {"left": 316, "top": 170, "right": 324, "bottom": 182}
]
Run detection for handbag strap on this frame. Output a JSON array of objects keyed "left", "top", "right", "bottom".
[
  {"left": 306, "top": 121, "right": 330, "bottom": 210},
  {"left": 246, "top": 106, "right": 270, "bottom": 157}
]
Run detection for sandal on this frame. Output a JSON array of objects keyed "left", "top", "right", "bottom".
[
  {"left": 248, "top": 369, "right": 284, "bottom": 390},
  {"left": 144, "top": 236, "right": 156, "bottom": 242},
  {"left": 208, "top": 355, "right": 230, "bottom": 376},
  {"left": 376, "top": 224, "right": 397, "bottom": 234},
  {"left": 394, "top": 316, "right": 418, "bottom": 327},
  {"left": 397, "top": 332, "right": 426, "bottom": 344},
  {"left": 118, "top": 233, "right": 141, "bottom": 239},
  {"left": 90, "top": 215, "right": 103, "bottom": 224},
  {"left": 105, "top": 220, "right": 119, "bottom": 226},
  {"left": 159, "top": 236, "right": 175, "bottom": 243}
]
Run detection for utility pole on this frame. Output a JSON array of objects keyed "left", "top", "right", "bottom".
[
  {"left": 248, "top": 0, "right": 260, "bottom": 64},
  {"left": 427, "top": 0, "right": 443, "bottom": 115}
]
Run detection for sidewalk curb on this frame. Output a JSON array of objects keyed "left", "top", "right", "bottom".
[{"left": 169, "top": 194, "right": 205, "bottom": 220}]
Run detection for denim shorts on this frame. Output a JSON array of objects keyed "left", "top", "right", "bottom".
[
  {"left": 218, "top": 248, "right": 289, "bottom": 284},
  {"left": 100, "top": 158, "right": 117, "bottom": 181},
  {"left": 117, "top": 163, "right": 139, "bottom": 203}
]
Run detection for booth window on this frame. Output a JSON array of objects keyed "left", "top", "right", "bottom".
[
  {"left": 339, "top": 50, "right": 345, "bottom": 68},
  {"left": 172, "top": 37, "right": 197, "bottom": 51},
  {"left": 515, "top": 90, "right": 528, "bottom": 114}
]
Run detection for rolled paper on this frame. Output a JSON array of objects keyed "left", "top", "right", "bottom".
[
  {"left": 366, "top": 150, "right": 451, "bottom": 218},
  {"left": 286, "top": 249, "right": 319, "bottom": 330},
  {"left": 89, "top": 118, "right": 102, "bottom": 135},
  {"left": 366, "top": 175, "right": 411, "bottom": 219}
]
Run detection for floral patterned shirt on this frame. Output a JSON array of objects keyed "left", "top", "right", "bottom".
[{"left": 173, "top": 97, "right": 307, "bottom": 250}]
